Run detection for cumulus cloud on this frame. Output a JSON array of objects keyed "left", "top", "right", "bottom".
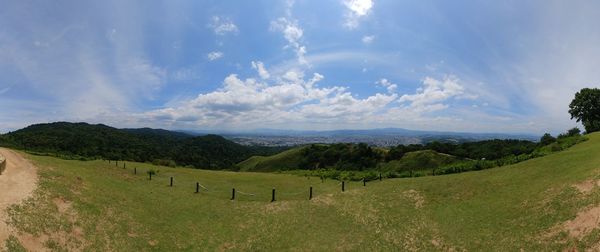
[
  {"left": 207, "top": 51, "right": 224, "bottom": 61},
  {"left": 251, "top": 61, "right": 270, "bottom": 79},
  {"left": 209, "top": 16, "right": 238, "bottom": 35},
  {"left": 362, "top": 35, "right": 375, "bottom": 44},
  {"left": 343, "top": 0, "right": 374, "bottom": 29},
  {"left": 377, "top": 78, "right": 397, "bottom": 93},
  {"left": 398, "top": 76, "right": 466, "bottom": 112},
  {"left": 270, "top": 17, "right": 308, "bottom": 65}
]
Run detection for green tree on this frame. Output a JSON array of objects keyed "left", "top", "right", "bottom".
[
  {"left": 540, "top": 133, "right": 556, "bottom": 146},
  {"left": 569, "top": 88, "right": 600, "bottom": 133}
]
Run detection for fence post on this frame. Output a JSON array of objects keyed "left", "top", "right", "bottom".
[
  {"left": 149, "top": 173, "right": 152, "bottom": 180},
  {"left": 342, "top": 181, "right": 345, "bottom": 192},
  {"left": 309, "top": 187, "right": 313, "bottom": 200},
  {"left": 363, "top": 178, "right": 366, "bottom": 186},
  {"left": 379, "top": 173, "right": 382, "bottom": 181},
  {"left": 134, "top": 167, "right": 137, "bottom": 175},
  {"left": 231, "top": 188, "right": 235, "bottom": 200},
  {"left": 271, "top": 188, "right": 276, "bottom": 202},
  {"left": 196, "top": 182, "right": 199, "bottom": 193},
  {"left": 123, "top": 162, "right": 126, "bottom": 169},
  {"left": 116, "top": 161, "right": 118, "bottom": 167},
  {"left": 170, "top": 177, "right": 173, "bottom": 187}
]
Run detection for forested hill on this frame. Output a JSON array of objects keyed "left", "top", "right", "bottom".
[{"left": 0, "top": 122, "right": 283, "bottom": 169}]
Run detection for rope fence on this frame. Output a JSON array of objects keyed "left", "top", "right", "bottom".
[{"left": 104, "top": 159, "right": 385, "bottom": 202}]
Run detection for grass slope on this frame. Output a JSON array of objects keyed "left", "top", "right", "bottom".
[
  {"left": 238, "top": 147, "right": 305, "bottom": 172},
  {"left": 6, "top": 134, "right": 600, "bottom": 251},
  {"left": 381, "top": 149, "right": 460, "bottom": 173}
]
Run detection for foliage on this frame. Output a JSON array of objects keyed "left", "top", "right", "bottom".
[
  {"left": 540, "top": 133, "right": 557, "bottom": 145},
  {"left": 0, "top": 122, "right": 284, "bottom": 170},
  {"left": 298, "top": 143, "right": 385, "bottom": 171},
  {"left": 569, "top": 88, "right": 600, "bottom": 133}
]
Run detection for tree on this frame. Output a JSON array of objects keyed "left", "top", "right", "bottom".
[
  {"left": 569, "top": 88, "right": 600, "bottom": 133},
  {"left": 540, "top": 133, "right": 556, "bottom": 146},
  {"left": 567, "top": 127, "right": 581, "bottom": 137}
]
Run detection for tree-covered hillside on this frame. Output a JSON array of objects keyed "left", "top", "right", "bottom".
[{"left": 0, "top": 122, "right": 282, "bottom": 169}]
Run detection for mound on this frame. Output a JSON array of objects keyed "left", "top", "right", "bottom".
[
  {"left": 238, "top": 147, "right": 305, "bottom": 171},
  {"left": 380, "top": 149, "right": 460, "bottom": 172}
]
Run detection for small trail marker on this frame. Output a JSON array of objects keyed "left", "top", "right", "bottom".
[
  {"left": 231, "top": 188, "right": 236, "bottom": 200},
  {"left": 170, "top": 177, "right": 173, "bottom": 187},
  {"left": 309, "top": 187, "right": 313, "bottom": 200},
  {"left": 195, "top": 182, "right": 199, "bottom": 193},
  {"left": 342, "top": 181, "right": 345, "bottom": 192}
]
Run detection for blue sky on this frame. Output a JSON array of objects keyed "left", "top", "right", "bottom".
[{"left": 1, "top": 0, "right": 599, "bottom": 134}]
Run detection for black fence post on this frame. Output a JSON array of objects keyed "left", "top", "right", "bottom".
[
  {"left": 123, "top": 162, "right": 126, "bottom": 169},
  {"left": 231, "top": 188, "right": 235, "bottom": 200},
  {"left": 309, "top": 187, "right": 313, "bottom": 200},
  {"left": 379, "top": 173, "right": 382, "bottom": 181},
  {"left": 196, "top": 182, "right": 199, "bottom": 193},
  {"left": 116, "top": 161, "right": 118, "bottom": 167},
  {"left": 363, "top": 178, "right": 366, "bottom": 186},
  {"left": 170, "top": 177, "right": 173, "bottom": 187},
  {"left": 149, "top": 173, "right": 152, "bottom": 180},
  {"left": 134, "top": 167, "right": 137, "bottom": 175},
  {"left": 271, "top": 188, "right": 276, "bottom": 202},
  {"left": 342, "top": 181, "right": 345, "bottom": 192}
]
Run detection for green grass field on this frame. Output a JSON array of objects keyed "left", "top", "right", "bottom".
[
  {"left": 237, "top": 146, "right": 305, "bottom": 172},
  {"left": 5, "top": 134, "right": 600, "bottom": 251}
]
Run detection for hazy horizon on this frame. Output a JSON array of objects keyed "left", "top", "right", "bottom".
[{"left": 1, "top": 1, "right": 597, "bottom": 134}]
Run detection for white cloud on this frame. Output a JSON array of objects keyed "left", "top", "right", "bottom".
[
  {"left": 207, "top": 51, "right": 224, "bottom": 61},
  {"left": 399, "top": 76, "right": 466, "bottom": 110},
  {"left": 270, "top": 17, "right": 308, "bottom": 65},
  {"left": 251, "top": 61, "right": 270, "bottom": 79},
  {"left": 362, "top": 35, "right": 375, "bottom": 44},
  {"left": 343, "top": 0, "right": 374, "bottom": 29},
  {"left": 209, "top": 16, "right": 238, "bottom": 35},
  {"left": 377, "top": 78, "right": 397, "bottom": 93}
]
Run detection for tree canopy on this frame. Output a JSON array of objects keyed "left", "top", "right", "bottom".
[{"left": 569, "top": 88, "right": 600, "bottom": 133}]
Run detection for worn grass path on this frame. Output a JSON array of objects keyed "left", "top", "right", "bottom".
[{"left": 0, "top": 148, "right": 38, "bottom": 249}]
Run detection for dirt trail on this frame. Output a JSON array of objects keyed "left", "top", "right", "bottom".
[{"left": 0, "top": 148, "right": 38, "bottom": 245}]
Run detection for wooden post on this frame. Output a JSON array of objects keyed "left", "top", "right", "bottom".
[
  {"left": 309, "top": 187, "right": 313, "bottom": 200},
  {"left": 134, "top": 167, "right": 137, "bottom": 175},
  {"left": 196, "top": 182, "right": 199, "bottom": 193},
  {"left": 342, "top": 181, "right": 345, "bottom": 192},
  {"left": 116, "top": 161, "right": 118, "bottom": 167},
  {"left": 271, "top": 188, "right": 276, "bottom": 202},
  {"left": 170, "top": 177, "right": 173, "bottom": 187},
  {"left": 149, "top": 173, "right": 152, "bottom": 180},
  {"left": 379, "top": 173, "right": 382, "bottom": 181},
  {"left": 123, "top": 162, "right": 126, "bottom": 169},
  {"left": 363, "top": 178, "right": 366, "bottom": 186},
  {"left": 231, "top": 188, "right": 235, "bottom": 200}
]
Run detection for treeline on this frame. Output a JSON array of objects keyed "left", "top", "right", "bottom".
[
  {"left": 297, "top": 139, "right": 539, "bottom": 171},
  {"left": 0, "top": 122, "right": 284, "bottom": 169},
  {"left": 290, "top": 128, "right": 586, "bottom": 180}
]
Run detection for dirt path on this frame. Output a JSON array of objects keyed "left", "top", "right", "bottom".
[{"left": 0, "top": 148, "right": 38, "bottom": 245}]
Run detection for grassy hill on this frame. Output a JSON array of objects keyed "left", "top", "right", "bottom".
[
  {"left": 380, "top": 149, "right": 461, "bottom": 173},
  {"left": 238, "top": 147, "right": 306, "bottom": 172},
  {"left": 5, "top": 133, "right": 600, "bottom": 250}
]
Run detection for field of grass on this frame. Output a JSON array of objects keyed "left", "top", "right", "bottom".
[
  {"left": 237, "top": 146, "right": 305, "bottom": 172},
  {"left": 380, "top": 149, "right": 460, "bottom": 173},
  {"left": 5, "top": 134, "right": 600, "bottom": 250}
]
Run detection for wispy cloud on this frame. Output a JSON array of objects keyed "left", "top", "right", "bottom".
[
  {"left": 207, "top": 51, "right": 224, "bottom": 61},
  {"left": 209, "top": 16, "right": 238, "bottom": 35},
  {"left": 343, "top": 0, "right": 374, "bottom": 29}
]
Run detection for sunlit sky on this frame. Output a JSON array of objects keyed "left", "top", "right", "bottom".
[{"left": 1, "top": 0, "right": 599, "bottom": 134}]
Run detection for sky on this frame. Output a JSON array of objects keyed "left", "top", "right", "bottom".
[{"left": 1, "top": 0, "right": 599, "bottom": 134}]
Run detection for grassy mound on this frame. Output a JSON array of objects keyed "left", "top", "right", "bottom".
[
  {"left": 381, "top": 149, "right": 461, "bottom": 172},
  {"left": 5, "top": 133, "right": 600, "bottom": 250},
  {"left": 237, "top": 146, "right": 305, "bottom": 172}
]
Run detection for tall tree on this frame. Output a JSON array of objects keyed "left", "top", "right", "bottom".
[{"left": 569, "top": 88, "right": 600, "bottom": 133}]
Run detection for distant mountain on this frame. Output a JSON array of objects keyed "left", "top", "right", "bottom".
[{"left": 0, "top": 122, "right": 282, "bottom": 169}]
